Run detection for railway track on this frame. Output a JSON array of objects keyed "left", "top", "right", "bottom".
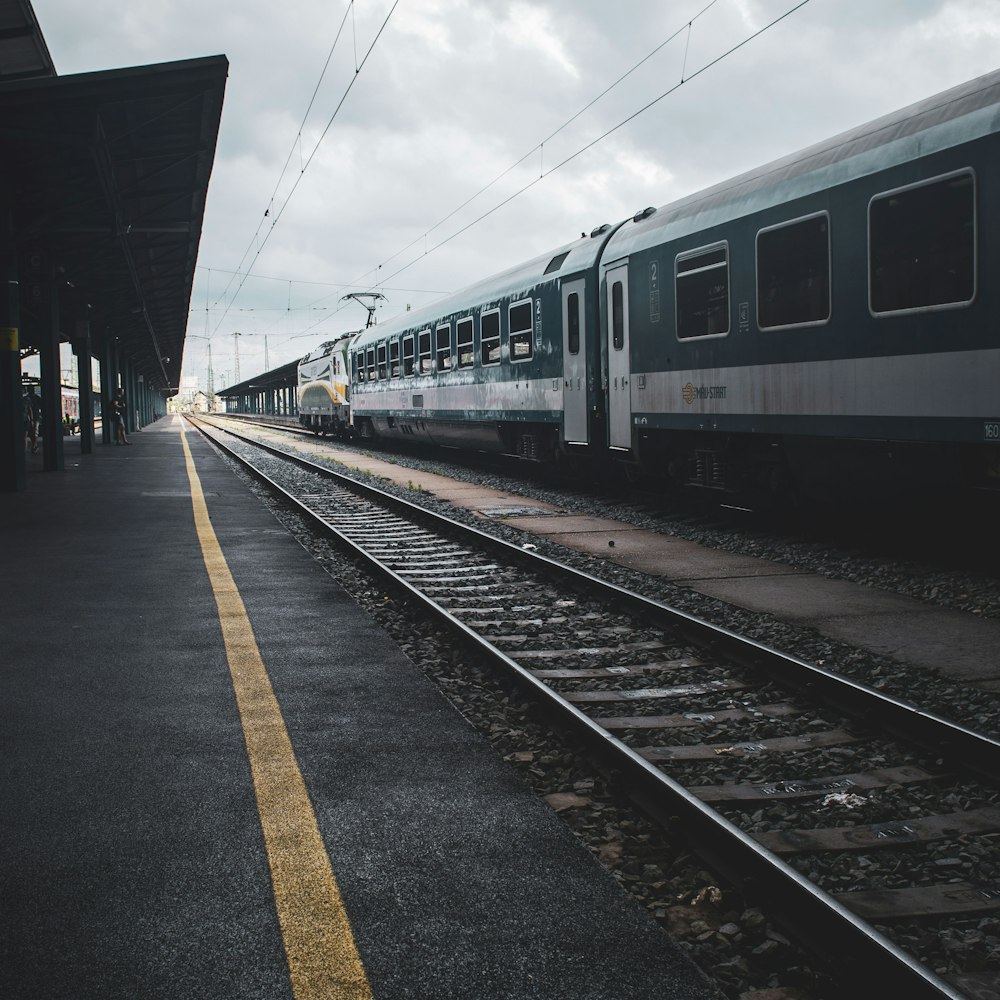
[
  {"left": 190, "top": 415, "right": 1000, "bottom": 1000},
  {"left": 212, "top": 413, "right": 1000, "bottom": 581}
]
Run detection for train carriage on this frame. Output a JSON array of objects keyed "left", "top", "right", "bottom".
[
  {"left": 292, "top": 69, "right": 1000, "bottom": 505},
  {"left": 348, "top": 228, "right": 619, "bottom": 460},
  {"left": 599, "top": 69, "right": 1000, "bottom": 501}
]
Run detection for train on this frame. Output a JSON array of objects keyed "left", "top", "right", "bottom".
[{"left": 298, "top": 69, "right": 1000, "bottom": 504}]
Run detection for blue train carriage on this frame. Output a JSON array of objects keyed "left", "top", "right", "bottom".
[
  {"left": 348, "top": 228, "right": 617, "bottom": 460},
  {"left": 297, "top": 331, "right": 358, "bottom": 435},
  {"left": 599, "top": 68, "right": 1000, "bottom": 503}
]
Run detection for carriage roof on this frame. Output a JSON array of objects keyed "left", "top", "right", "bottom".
[{"left": 605, "top": 67, "right": 1000, "bottom": 260}]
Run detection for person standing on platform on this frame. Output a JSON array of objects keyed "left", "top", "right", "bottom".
[
  {"left": 23, "top": 385, "right": 39, "bottom": 454},
  {"left": 110, "top": 388, "right": 129, "bottom": 445}
]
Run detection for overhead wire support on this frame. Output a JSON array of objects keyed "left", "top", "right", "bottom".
[
  {"left": 352, "top": 0, "right": 359, "bottom": 72},
  {"left": 233, "top": 331, "right": 242, "bottom": 384}
]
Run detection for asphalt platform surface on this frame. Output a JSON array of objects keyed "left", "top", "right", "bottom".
[{"left": 0, "top": 416, "right": 719, "bottom": 1000}]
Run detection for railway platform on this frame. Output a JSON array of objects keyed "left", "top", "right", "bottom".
[{"left": 0, "top": 415, "right": 719, "bottom": 1000}]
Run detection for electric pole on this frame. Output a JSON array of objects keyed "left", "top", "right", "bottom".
[
  {"left": 206, "top": 341, "right": 214, "bottom": 411},
  {"left": 233, "top": 331, "right": 242, "bottom": 383}
]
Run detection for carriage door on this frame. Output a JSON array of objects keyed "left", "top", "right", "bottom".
[
  {"left": 561, "top": 279, "right": 588, "bottom": 444},
  {"left": 606, "top": 263, "right": 632, "bottom": 450}
]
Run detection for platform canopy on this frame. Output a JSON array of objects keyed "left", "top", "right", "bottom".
[
  {"left": 0, "top": 29, "right": 228, "bottom": 394},
  {"left": 0, "top": 0, "right": 55, "bottom": 82},
  {"left": 217, "top": 360, "right": 300, "bottom": 399}
]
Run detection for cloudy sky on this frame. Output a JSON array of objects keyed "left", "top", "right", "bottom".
[{"left": 31, "top": 0, "right": 1000, "bottom": 389}]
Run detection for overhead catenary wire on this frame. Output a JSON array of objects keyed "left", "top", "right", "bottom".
[
  {"left": 208, "top": 2, "right": 355, "bottom": 319},
  {"left": 362, "top": 0, "right": 814, "bottom": 300},
  {"left": 203, "top": 0, "right": 815, "bottom": 367},
  {"left": 198, "top": 0, "right": 726, "bottom": 358},
  {"left": 195, "top": 264, "right": 446, "bottom": 296},
  {"left": 211, "top": 0, "right": 400, "bottom": 337},
  {"left": 366, "top": 0, "right": 724, "bottom": 282}
]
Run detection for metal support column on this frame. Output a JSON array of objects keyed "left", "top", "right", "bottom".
[
  {"left": 125, "top": 362, "right": 137, "bottom": 433},
  {"left": 73, "top": 313, "right": 94, "bottom": 454},
  {"left": 100, "top": 335, "right": 115, "bottom": 445},
  {"left": 120, "top": 360, "right": 129, "bottom": 432},
  {"left": 131, "top": 366, "right": 137, "bottom": 428},
  {"left": 38, "top": 270, "right": 63, "bottom": 472},
  {"left": 0, "top": 223, "right": 24, "bottom": 491}
]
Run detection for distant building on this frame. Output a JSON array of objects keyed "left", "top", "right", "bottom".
[
  {"left": 167, "top": 389, "right": 216, "bottom": 414},
  {"left": 191, "top": 390, "right": 214, "bottom": 413}
]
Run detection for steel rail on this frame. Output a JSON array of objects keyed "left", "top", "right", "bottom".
[
  {"left": 191, "top": 416, "right": 987, "bottom": 1000},
  {"left": 199, "top": 416, "right": 1000, "bottom": 783}
]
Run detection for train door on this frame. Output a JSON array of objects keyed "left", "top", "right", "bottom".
[
  {"left": 561, "top": 279, "right": 587, "bottom": 444},
  {"left": 606, "top": 263, "right": 631, "bottom": 450}
]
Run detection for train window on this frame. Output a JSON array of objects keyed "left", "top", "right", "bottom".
[
  {"left": 365, "top": 347, "right": 376, "bottom": 382},
  {"left": 418, "top": 329, "right": 432, "bottom": 373},
  {"left": 676, "top": 243, "right": 729, "bottom": 339},
  {"left": 612, "top": 282, "right": 624, "bottom": 350},
  {"left": 457, "top": 318, "right": 474, "bottom": 369},
  {"left": 509, "top": 300, "right": 533, "bottom": 361},
  {"left": 481, "top": 310, "right": 501, "bottom": 365},
  {"left": 869, "top": 170, "right": 975, "bottom": 314},
  {"left": 354, "top": 351, "right": 364, "bottom": 383},
  {"left": 403, "top": 335, "right": 415, "bottom": 377},
  {"left": 568, "top": 292, "right": 581, "bottom": 354},
  {"left": 376, "top": 343, "right": 387, "bottom": 380},
  {"left": 389, "top": 339, "right": 400, "bottom": 378},
  {"left": 436, "top": 324, "right": 452, "bottom": 371},
  {"left": 757, "top": 214, "right": 830, "bottom": 330}
]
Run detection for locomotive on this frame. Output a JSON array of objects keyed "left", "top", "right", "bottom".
[
  {"left": 300, "top": 69, "right": 1000, "bottom": 503},
  {"left": 297, "top": 332, "right": 354, "bottom": 436}
]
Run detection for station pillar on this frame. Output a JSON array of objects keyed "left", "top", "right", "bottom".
[
  {"left": 100, "top": 335, "right": 115, "bottom": 444},
  {"left": 35, "top": 255, "right": 63, "bottom": 473},
  {"left": 125, "top": 361, "right": 137, "bottom": 432},
  {"left": 0, "top": 219, "right": 25, "bottom": 492},
  {"left": 73, "top": 313, "right": 94, "bottom": 454}
]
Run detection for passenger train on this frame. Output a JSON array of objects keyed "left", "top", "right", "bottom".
[{"left": 298, "top": 70, "right": 1000, "bottom": 503}]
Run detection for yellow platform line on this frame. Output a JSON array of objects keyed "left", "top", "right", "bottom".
[{"left": 181, "top": 427, "right": 373, "bottom": 1000}]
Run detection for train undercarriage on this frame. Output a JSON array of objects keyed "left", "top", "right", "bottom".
[{"left": 632, "top": 428, "right": 998, "bottom": 508}]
